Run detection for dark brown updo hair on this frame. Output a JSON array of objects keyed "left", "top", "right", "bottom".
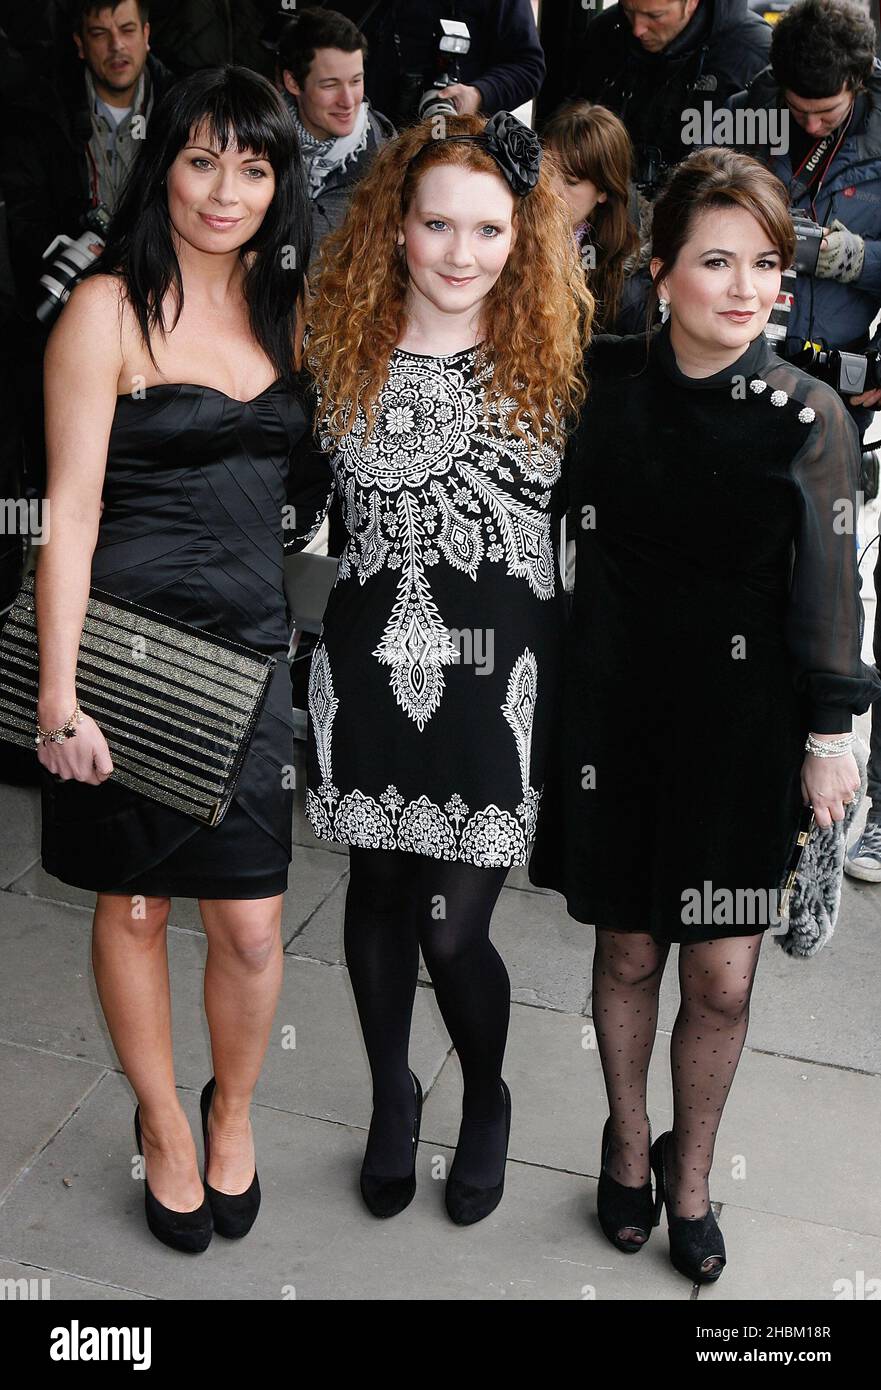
[{"left": 649, "top": 148, "right": 796, "bottom": 323}]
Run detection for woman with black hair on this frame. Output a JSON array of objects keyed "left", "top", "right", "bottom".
[{"left": 33, "top": 65, "right": 330, "bottom": 1252}]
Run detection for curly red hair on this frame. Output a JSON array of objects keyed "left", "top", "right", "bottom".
[{"left": 306, "top": 114, "right": 593, "bottom": 447}]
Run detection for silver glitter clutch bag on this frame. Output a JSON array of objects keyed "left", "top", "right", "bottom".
[{"left": 0, "top": 574, "right": 276, "bottom": 826}]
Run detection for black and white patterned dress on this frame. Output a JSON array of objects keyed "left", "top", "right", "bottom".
[{"left": 304, "top": 344, "right": 567, "bottom": 867}]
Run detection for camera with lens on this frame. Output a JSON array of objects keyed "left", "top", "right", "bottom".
[
  {"left": 399, "top": 17, "right": 472, "bottom": 125},
  {"left": 763, "top": 211, "right": 830, "bottom": 349},
  {"left": 790, "top": 208, "right": 824, "bottom": 275},
  {"left": 789, "top": 341, "right": 881, "bottom": 396},
  {"left": 633, "top": 144, "right": 668, "bottom": 200},
  {"left": 36, "top": 202, "right": 112, "bottom": 326},
  {"left": 763, "top": 210, "right": 876, "bottom": 394}
]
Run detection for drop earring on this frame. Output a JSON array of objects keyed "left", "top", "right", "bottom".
[{"left": 658, "top": 297, "right": 670, "bottom": 323}]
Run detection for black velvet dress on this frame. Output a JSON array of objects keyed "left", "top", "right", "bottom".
[
  {"left": 40, "top": 380, "right": 331, "bottom": 899},
  {"left": 528, "top": 321, "right": 881, "bottom": 942}
]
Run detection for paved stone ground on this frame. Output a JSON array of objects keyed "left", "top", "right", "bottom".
[{"left": 0, "top": 501, "right": 878, "bottom": 1301}]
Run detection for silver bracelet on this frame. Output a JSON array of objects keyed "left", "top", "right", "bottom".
[{"left": 805, "top": 732, "right": 854, "bottom": 758}]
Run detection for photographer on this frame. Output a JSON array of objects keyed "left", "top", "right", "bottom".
[
  {"left": 573, "top": 0, "right": 771, "bottom": 198},
  {"left": 728, "top": 0, "right": 881, "bottom": 433},
  {"left": 359, "top": 0, "right": 545, "bottom": 127},
  {"left": 0, "top": 1, "right": 171, "bottom": 501},
  {"left": 0, "top": 0, "right": 171, "bottom": 306}
]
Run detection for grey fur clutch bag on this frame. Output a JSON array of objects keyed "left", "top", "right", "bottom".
[
  {"left": 0, "top": 574, "right": 275, "bottom": 826},
  {"left": 776, "top": 738, "right": 869, "bottom": 958}
]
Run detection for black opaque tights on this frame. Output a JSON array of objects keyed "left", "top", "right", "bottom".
[{"left": 345, "top": 847, "right": 510, "bottom": 1187}]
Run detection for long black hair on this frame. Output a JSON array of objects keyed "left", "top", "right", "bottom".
[{"left": 85, "top": 65, "right": 311, "bottom": 383}]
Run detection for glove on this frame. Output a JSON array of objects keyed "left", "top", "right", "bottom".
[{"left": 815, "top": 218, "right": 865, "bottom": 283}]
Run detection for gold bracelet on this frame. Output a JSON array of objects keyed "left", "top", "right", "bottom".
[{"left": 35, "top": 702, "right": 84, "bottom": 747}]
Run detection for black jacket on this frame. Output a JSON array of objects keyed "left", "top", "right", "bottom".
[
  {"left": 0, "top": 50, "right": 173, "bottom": 303},
  {"left": 145, "top": 0, "right": 279, "bottom": 79},
  {"left": 574, "top": 0, "right": 771, "bottom": 191}
]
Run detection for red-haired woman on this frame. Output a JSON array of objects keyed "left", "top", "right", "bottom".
[
  {"left": 530, "top": 148, "right": 881, "bottom": 1283},
  {"left": 542, "top": 101, "right": 652, "bottom": 334},
  {"left": 305, "top": 112, "right": 592, "bottom": 1226}
]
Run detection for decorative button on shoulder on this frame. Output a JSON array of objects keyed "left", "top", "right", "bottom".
[
  {"left": 749, "top": 378, "right": 767, "bottom": 394},
  {"left": 770, "top": 389, "right": 788, "bottom": 406},
  {"left": 798, "top": 406, "right": 816, "bottom": 424}
]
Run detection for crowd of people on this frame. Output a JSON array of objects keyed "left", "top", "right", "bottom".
[{"left": 0, "top": 0, "right": 880, "bottom": 1291}]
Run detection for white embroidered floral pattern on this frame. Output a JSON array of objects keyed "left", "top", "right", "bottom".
[
  {"left": 317, "top": 350, "right": 562, "bottom": 730},
  {"left": 306, "top": 644, "right": 542, "bottom": 866}
]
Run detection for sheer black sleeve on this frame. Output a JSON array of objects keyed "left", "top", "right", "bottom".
[
  {"left": 775, "top": 370, "right": 881, "bottom": 731},
  {"left": 283, "top": 375, "right": 334, "bottom": 554}
]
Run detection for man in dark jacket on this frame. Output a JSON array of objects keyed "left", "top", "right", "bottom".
[
  {"left": 728, "top": 0, "right": 881, "bottom": 397},
  {"left": 0, "top": 0, "right": 172, "bottom": 304},
  {"left": 574, "top": 0, "right": 771, "bottom": 195},
  {"left": 0, "top": 0, "right": 172, "bottom": 494},
  {"left": 279, "top": 9, "right": 395, "bottom": 266}
]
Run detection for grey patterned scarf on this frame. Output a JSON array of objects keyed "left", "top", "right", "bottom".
[{"left": 290, "top": 100, "right": 370, "bottom": 198}]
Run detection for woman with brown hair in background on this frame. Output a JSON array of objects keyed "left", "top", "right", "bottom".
[{"left": 543, "top": 100, "right": 652, "bottom": 334}]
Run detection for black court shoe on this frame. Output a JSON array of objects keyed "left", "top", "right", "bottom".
[
  {"left": 597, "top": 1116, "right": 655, "bottom": 1253},
  {"left": 650, "top": 1131, "right": 726, "bottom": 1284},
  {"left": 360, "top": 1070, "right": 423, "bottom": 1218},
  {"left": 200, "top": 1078, "right": 261, "bottom": 1239},
  {"left": 133, "top": 1106, "right": 213, "bottom": 1253},
  {"left": 445, "top": 1079, "right": 512, "bottom": 1227}
]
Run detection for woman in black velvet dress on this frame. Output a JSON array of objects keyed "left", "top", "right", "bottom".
[
  {"left": 33, "top": 69, "right": 330, "bottom": 1252},
  {"left": 530, "top": 149, "right": 881, "bottom": 1282}
]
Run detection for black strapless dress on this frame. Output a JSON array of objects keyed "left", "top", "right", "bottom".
[{"left": 40, "top": 379, "right": 324, "bottom": 899}]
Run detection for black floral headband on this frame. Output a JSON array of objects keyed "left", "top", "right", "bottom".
[{"left": 411, "top": 110, "right": 543, "bottom": 197}]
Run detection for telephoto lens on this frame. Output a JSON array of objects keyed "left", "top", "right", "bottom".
[
  {"left": 35, "top": 203, "right": 112, "bottom": 327},
  {"left": 791, "top": 209, "right": 824, "bottom": 276}
]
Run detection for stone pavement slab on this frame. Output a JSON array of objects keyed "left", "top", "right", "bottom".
[
  {"left": 0, "top": 782, "right": 39, "bottom": 889},
  {"left": 696, "top": 1205, "right": 881, "bottom": 1302},
  {"left": 0, "top": 1041, "right": 105, "bottom": 1199},
  {"left": 0, "top": 1259, "right": 149, "bottom": 1300}
]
